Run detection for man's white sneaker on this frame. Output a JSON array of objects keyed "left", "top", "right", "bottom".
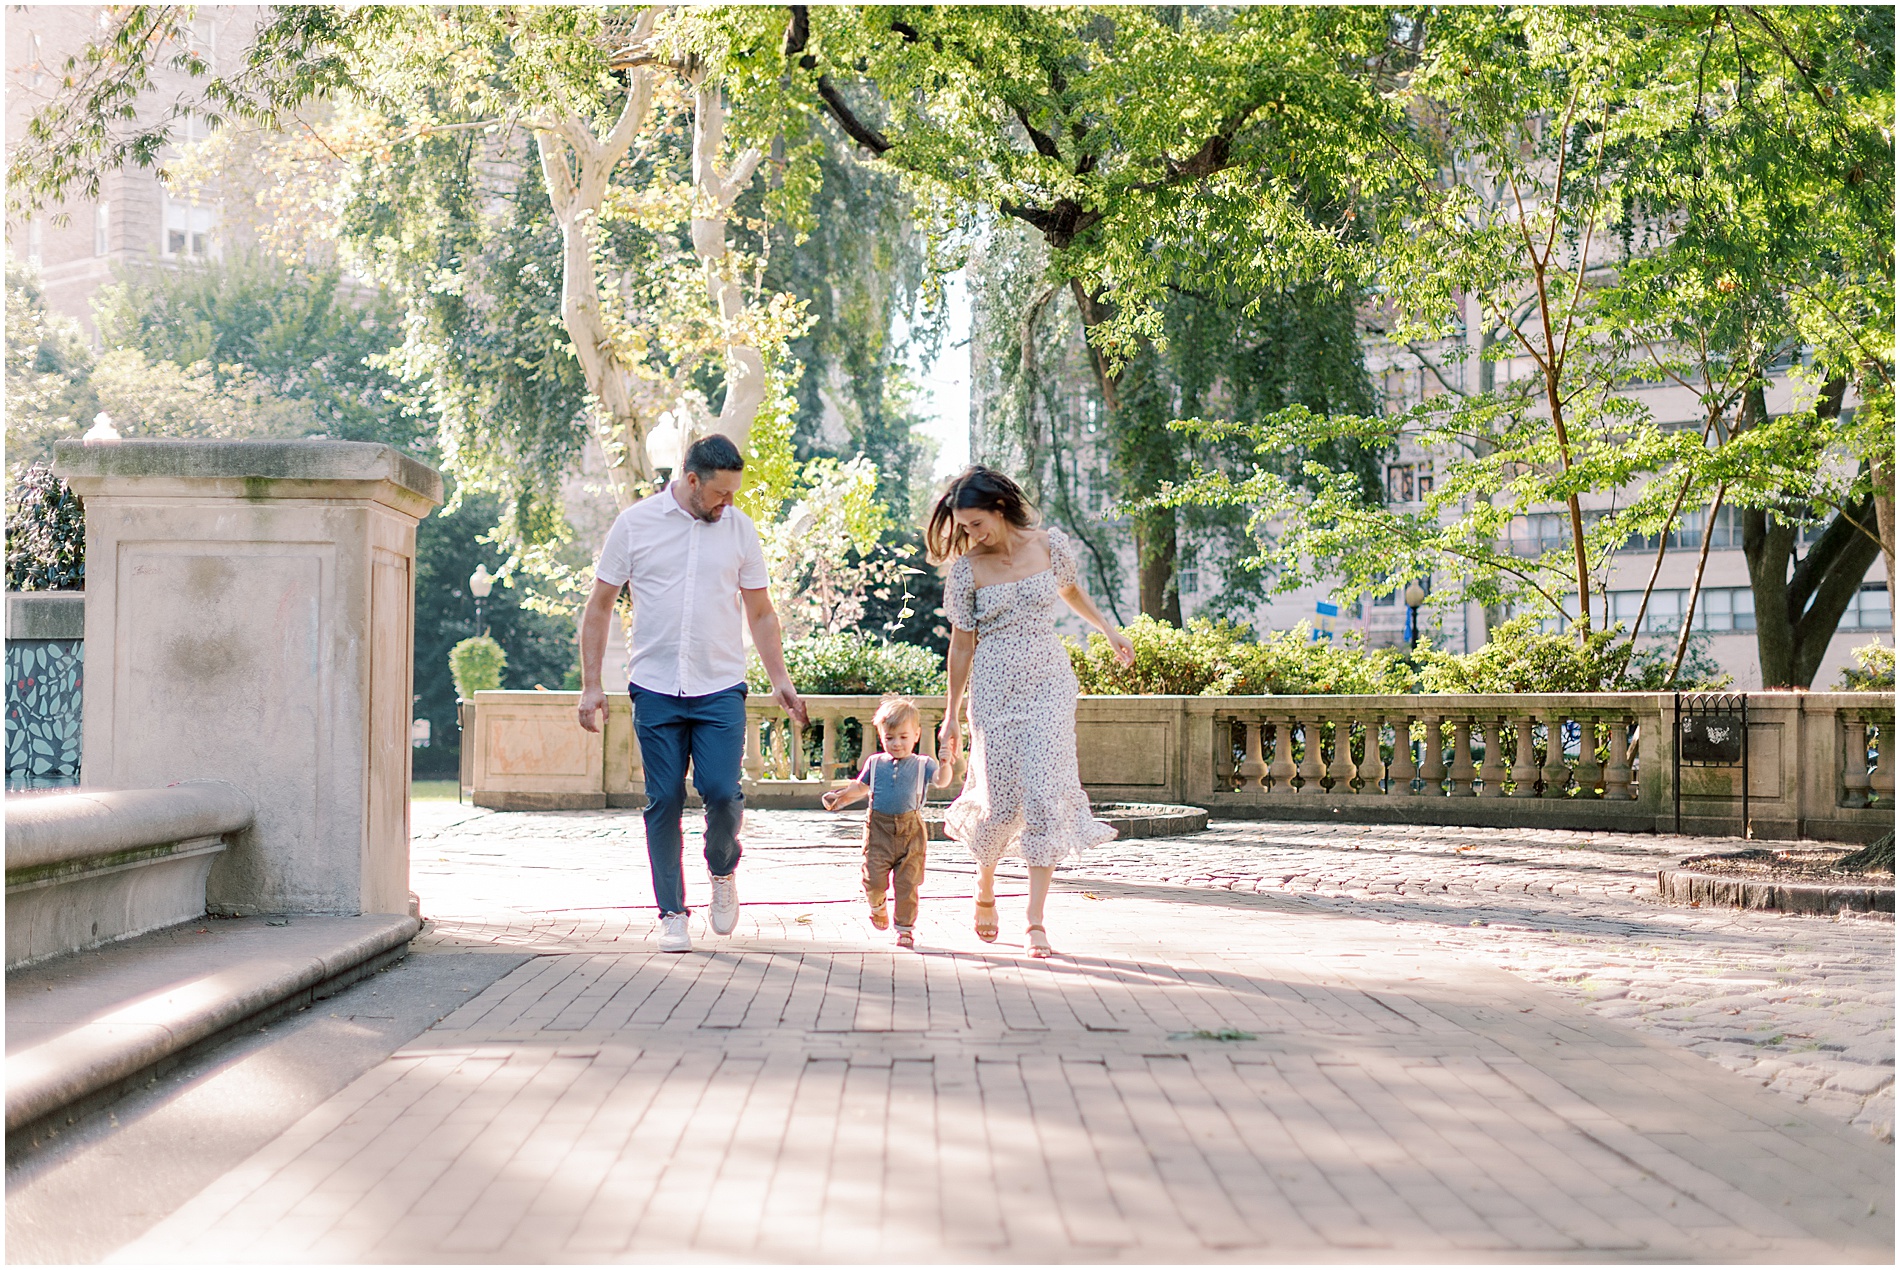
[
  {"left": 709, "top": 873, "right": 740, "bottom": 936},
  {"left": 658, "top": 911, "right": 692, "bottom": 953}
]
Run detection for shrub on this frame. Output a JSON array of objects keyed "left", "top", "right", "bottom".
[
  {"left": 1067, "top": 616, "right": 1245, "bottom": 695},
  {"left": 1067, "top": 616, "right": 1416, "bottom": 696},
  {"left": 1227, "top": 626, "right": 1419, "bottom": 695},
  {"left": 449, "top": 635, "right": 507, "bottom": 699},
  {"left": 4, "top": 462, "right": 85, "bottom": 591},
  {"left": 1069, "top": 613, "right": 1729, "bottom": 696},
  {"left": 1838, "top": 641, "right": 1896, "bottom": 691},
  {"left": 752, "top": 630, "right": 945, "bottom": 695}
]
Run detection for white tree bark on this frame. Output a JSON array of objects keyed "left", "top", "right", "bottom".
[
  {"left": 530, "top": 9, "right": 661, "bottom": 508},
  {"left": 689, "top": 82, "right": 766, "bottom": 450}
]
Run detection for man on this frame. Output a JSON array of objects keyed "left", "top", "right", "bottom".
[{"left": 578, "top": 433, "right": 807, "bottom": 953}]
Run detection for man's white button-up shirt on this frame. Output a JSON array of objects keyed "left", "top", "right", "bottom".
[{"left": 594, "top": 486, "right": 770, "bottom": 697}]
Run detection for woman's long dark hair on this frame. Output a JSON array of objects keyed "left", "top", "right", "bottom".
[{"left": 925, "top": 465, "right": 1037, "bottom": 564}]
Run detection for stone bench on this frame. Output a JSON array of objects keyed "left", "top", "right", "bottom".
[{"left": 5, "top": 782, "right": 254, "bottom": 969}]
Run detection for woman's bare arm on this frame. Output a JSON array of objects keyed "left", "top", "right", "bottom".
[
  {"left": 1059, "top": 582, "right": 1135, "bottom": 665},
  {"left": 939, "top": 626, "right": 977, "bottom": 760}
]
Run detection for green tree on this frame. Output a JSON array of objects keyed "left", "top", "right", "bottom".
[
  {"left": 726, "top": 4, "right": 1408, "bottom": 620},
  {"left": 4, "top": 262, "right": 97, "bottom": 462},
  {"left": 91, "top": 252, "right": 424, "bottom": 450},
  {"left": 1164, "top": 5, "right": 1892, "bottom": 686}
]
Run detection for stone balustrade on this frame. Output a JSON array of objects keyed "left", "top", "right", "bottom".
[{"left": 464, "top": 689, "right": 1891, "bottom": 842}]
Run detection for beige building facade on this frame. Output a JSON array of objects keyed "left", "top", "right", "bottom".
[{"left": 7, "top": 6, "right": 267, "bottom": 331}]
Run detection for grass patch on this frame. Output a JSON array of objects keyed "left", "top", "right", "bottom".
[
  {"left": 412, "top": 780, "right": 461, "bottom": 802},
  {"left": 1170, "top": 1028, "right": 1257, "bottom": 1042}
]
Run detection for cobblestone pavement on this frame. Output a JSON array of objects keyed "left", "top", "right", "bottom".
[
  {"left": 400, "top": 807, "right": 1894, "bottom": 1142},
  {"left": 111, "top": 804, "right": 1892, "bottom": 1263},
  {"left": 1075, "top": 820, "right": 1897, "bottom": 1144}
]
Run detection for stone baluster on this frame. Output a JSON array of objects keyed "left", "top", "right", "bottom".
[
  {"left": 1540, "top": 715, "right": 1571, "bottom": 798},
  {"left": 1418, "top": 715, "right": 1447, "bottom": 796},
  {"left": 818, "top": 711, "right": 840, "bottom": 783},
  {"left": 1386, "top": 716, "right": 1417, "bottom": 795},
  {"left": 1267, "top": 719, "right": 1298, "bottom": 793},
  {"left": 743, "top": 707, "right": 767, "bottom": 783},
  {"left": 1476, "top": 718, "right": 1505, "bottom": 797},
  {"left": 1296, "top": 719, "right": 1328, "bottom": 793},
  {"left": 1572, "top": 716, "right": 1605, "bottom": 799},
  {"left": 1842, "top": 717, "right": 1873, "bottom": 807},
  {"left": 1873, "top": 718, "right": 1896, "bottom": 804},
  {"left": 1448, "top": 718, "right": 1477, "bottom": 796},
  {"left": 1603, "top": 718, "right": 1633, "bottom": 800},
  {"left": 1326, "top": 716, "right": 1359, "bottom": 794},
  {"left": 1237, "top": 718, "right": 1268, "bottom": 792},
  {"left": 1508, "top": 717, "right": 1540, "bottom": 797}
]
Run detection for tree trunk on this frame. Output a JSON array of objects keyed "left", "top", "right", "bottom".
[
  {"left": 1873, "top": 448, "right": 1895, "bottom": 620},
  {"left": 1068, "top": 279, "right": 1180, "bottom": 623},
  {"left": 689, "top": 83, "right": 767, "bottom": 450},
  {"left": 1742, "top": 378, "right": 1883, "bottom": 687},
  {"left": 531, "top": 14, "right": 661, "bottom": 508}
]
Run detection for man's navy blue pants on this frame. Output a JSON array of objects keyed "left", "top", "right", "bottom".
[{"left": 630, "top": 684, "right": 746, "bottom": 915}]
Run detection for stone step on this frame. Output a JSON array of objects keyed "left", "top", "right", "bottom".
[{"left": 6, "top": 913, "right": 419, "bottom": 1155}]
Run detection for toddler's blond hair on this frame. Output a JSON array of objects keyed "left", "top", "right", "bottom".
[{"left": 872, "top": 697, "right": 921, "bottom": 735}]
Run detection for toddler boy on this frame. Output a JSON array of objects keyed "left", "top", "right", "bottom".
[{"left": 821, "top": 697, "right": 953, "bottom": 948}]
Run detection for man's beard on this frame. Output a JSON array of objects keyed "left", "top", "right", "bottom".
[{"left": 686, "top": 485, "right": 726, "bottom": 523}]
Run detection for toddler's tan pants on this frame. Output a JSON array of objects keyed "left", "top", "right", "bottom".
[{"left": 863, "top": 810, "right": 928, "bottom": 929}]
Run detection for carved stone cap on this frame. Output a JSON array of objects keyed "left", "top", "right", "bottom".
[{"left": 53, "top": 439, "right": 444, "bottom": 514}]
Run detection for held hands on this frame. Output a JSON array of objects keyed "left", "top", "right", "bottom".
[
  {"left": 1106, "top": 627, "right": 1136, "bottom": 667},
  {"left": 577, "top": 686, "right": 608, "bottom": 734},
  {"left": 937, "top": 716, "right": 959, "bottom": 765}
]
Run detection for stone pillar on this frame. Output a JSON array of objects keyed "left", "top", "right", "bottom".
[{"left": 53, "top": 440, "right": 443, "bottom": 916}]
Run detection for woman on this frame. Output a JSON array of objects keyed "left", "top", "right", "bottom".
[{"left": 930, "top": 466, "right": 1135, "bottom": 958}]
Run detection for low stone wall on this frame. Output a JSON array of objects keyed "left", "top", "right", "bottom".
[
  {"left": 5, "top": 781, "right": 255, "bottom": 968},
  {"left": 465, "top": 690, "right": 1892, "bottom": 842}
]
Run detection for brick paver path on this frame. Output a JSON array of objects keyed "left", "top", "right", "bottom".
[{"left": 115, "top": 806, "right": 1893, "bottom": 1263}]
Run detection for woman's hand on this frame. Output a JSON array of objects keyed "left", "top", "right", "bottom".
[
  {"left": 1107, "top": 627, "right": 1136, "bottom": 667},
  {"left": 937, "top": 715, "right": 960, "bottom": 764}
]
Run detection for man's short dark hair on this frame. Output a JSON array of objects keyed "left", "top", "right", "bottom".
[{"left": 681, "top": 433, "right": 744, "bottom": 480}]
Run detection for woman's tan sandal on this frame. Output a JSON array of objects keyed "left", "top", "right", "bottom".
[
  {"left": 1026, "top": 924, "right": 1053, "bottom": 959},
  {"left": 868, "top": 902, "right": 890, "bottom": 931},
  {"left": 896, "top": 929, "right": 915, "bottom": 949},
  {"left": 974, "top": 900, "right": 999, "bottom": 943}
]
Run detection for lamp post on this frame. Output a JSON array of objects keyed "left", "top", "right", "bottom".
[
  {"left": 469, "top": 564, "right": 495, "bottom": 635},
  {"left": 1402, "top": 580, "right": 1426, "bottom": 650},
  {"left": 645, "top": 411, "right": 685, "bottom": 488}
]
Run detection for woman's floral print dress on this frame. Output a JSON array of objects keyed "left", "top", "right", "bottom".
[{"left": 943, "top": 527, "right": 1117, "bottom": 868}]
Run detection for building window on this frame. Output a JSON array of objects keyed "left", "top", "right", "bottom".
[
  {"left": 1840, "top": 584, "right": 1892, "bottom": 631},
  {"left": 1695, "top": 586, "right": 1755, "bottom": 632},
  {"left": 27, "top": 217, "right": 42, "bottom": 266},
  {"left": 184, "top": 16, "right": 215, "bottom": 56},
  {"left": 1386, "top": 463, "right": 1432, "bottom": 504},
  {"left": 1178, "top": 545, "right": 1198, "bottom": 595},
  {"left": 93, "top": 204, "right": 109, "bottom": 256},
  {"left": 162, "top": 197, "right": 216, "bottom": 259},
  {"left": 1508, "top": 513, "right": 1569, "bottom": 557},
  {"left": 28, "top": 33, "right": 44, "bottom": 86}
]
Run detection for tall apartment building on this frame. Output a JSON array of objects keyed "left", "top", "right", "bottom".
[
  {"left": 6, "top": 6, "right": 266, "bottom": 331},
  {"left": 967, "top": 277, "right": 1890, "bottom": 689},
  {"left": 1359, "top": 331, "right": 1889, "bottom": 689}
]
